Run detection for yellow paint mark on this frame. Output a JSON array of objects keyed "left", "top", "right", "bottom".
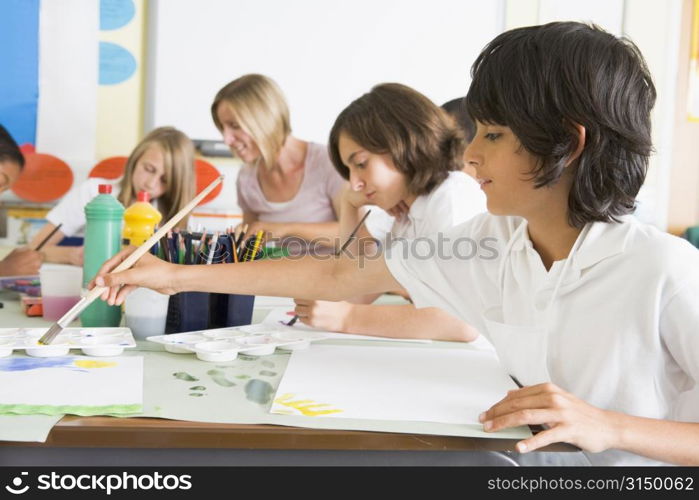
[
  {"left": 74, "top": 360, "right": 118, "bottom": 369},
  {"left": 273, "top": 393, "right": 343, "bottom": 417}
]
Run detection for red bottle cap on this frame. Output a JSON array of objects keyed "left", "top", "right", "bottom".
[
  {"left": 98, "top": 184, "right": 112, "bottom": 194},
  {"left": 137, "top": 191, "right": 150, "bottom": 202}
]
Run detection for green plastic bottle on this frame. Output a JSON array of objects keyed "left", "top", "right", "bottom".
[{"left": 81, "top": 184, "right": 125, "bottom": 327}]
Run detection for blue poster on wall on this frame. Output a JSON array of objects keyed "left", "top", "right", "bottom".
[
  {"left": 100, "top": 0, "right": 135, "bottom": 31},
  {"left": 0, "top": 0, "right": 40, "bottom": 146}
]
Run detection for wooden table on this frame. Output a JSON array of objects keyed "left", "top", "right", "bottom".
[{"left": 0, "top": 293, "right": 581, "bottom": 466}]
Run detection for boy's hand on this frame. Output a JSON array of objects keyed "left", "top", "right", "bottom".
[
  {"left": 0, "top": 247, "right": 43, "bottom": 276},
  {"left": 293, "top": 299, "right": 353, "bottom": 332},
  {"left": 479, "top": 382, "right": 620, "bottom": 453},
  {"left": 91, "top": 247, "right": 180, "bottom": 305}
]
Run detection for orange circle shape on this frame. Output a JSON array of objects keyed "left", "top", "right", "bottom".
[
  {"left": 12, "top": 152, "right": 74, "bottom": 202},
  {"left": 89, "top": 156, "right": 128, "bottom": 179},
  {"left": 195, "top": 159, "right": 222, "bottom": 206}
]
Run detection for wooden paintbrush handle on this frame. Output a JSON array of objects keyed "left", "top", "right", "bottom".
[{"left": 58, "top": 285, "right": 107, "bottom": 327}]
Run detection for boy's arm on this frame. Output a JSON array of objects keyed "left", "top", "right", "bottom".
[
  {"left": 295, "top": 301, "right": 479, "bottom": 342},
  {"left": 96, "top": 247, "right": 402, "bottom": 305}
]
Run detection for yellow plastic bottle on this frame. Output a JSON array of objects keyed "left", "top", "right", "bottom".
[{"left": 122, "top": 191, "right": 162, "bottom": 246}]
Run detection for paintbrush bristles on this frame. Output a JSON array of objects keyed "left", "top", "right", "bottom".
[{"left": 37, "top": 323, "right": 65, "bottom": 346}]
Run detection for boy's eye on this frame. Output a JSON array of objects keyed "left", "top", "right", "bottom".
[{"left": 485, "top": 133, "right": 502, "bottom": 141}]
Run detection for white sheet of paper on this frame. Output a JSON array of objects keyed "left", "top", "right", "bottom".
[
  {"left": 0, "top": 356, "right": 143, "bottom": 408},
  {"left": 271, "top": 344, "right": 516, "bottom": 425},
  {"left": 261, "top": 308, "right": 432, "bottom": 343}
]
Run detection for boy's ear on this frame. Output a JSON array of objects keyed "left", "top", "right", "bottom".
[{"left": 566, "top": 123, "right": 586, "bottom": 167}]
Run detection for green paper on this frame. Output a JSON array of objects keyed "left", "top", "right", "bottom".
[{"left": 0, "top": 404, "right": 142, "bottom": 417}]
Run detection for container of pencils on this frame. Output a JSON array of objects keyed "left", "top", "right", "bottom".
[{"left": 160, "top": 229, "right": 263, "bottom": 333}]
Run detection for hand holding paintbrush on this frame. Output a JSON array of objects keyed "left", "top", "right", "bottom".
[
  {"left": 285, "top": 209, "right": 372, "bottom": 327},
  {"left": 38, "top": 176, "right": 225, "bottom": 345}
]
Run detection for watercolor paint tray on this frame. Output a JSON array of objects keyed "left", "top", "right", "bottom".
[
  {"left": 0, "top": 327, "right": 137, "bottom": 358},
  {"left": 146, "top": 325, "right": 328, "bottom": 362}
]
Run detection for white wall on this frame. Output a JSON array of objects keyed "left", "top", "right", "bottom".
[
  {"left": 506, "top": 0, "right": 684, "bottom": 230},
  {"left": 145, "top": 0, "right": 505, "bottom": 144},
  {"left": 36, "top": 0, "right": 99, "bottom": 176}
]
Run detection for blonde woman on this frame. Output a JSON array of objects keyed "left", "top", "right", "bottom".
[
  {"left": 30, "top": 126, "right": 195, "bottom": 265},
  {"left": 211, "top": 74, "right": 346, "bottom": 245}
]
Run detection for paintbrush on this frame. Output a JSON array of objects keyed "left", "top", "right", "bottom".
[
  {"left": 235, "top": 224, "right": 248, "bottom": 252},
  {"left": 35, "top": 223, "right": 63, "bottom": 251},
  {"left": 194, "top": 229, "right": 207, "bottom": 264},
  {"left": 206, "top": 232, "right": 219, "bottom": 265},
  {"left": 38, "top": 175, "right": 225, "bottom": 345},
  {"left": 286, "top": 209, "right": 372, "bottom": 327}
]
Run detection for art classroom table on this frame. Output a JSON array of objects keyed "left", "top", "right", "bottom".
[{"left": 0, "top": 291, "right": 580, "bottom": 466}]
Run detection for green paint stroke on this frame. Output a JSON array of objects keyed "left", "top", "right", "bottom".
[
  {"left": 207, "top": 369, "right": 236, "bottom": 387},
  {"left": 244, "top": 379, "right": 274, "bottom": 405},
  {"left": 259, "top": 370, "right": 277, "bottom": 377},
  {"left": 189, "top": 393, "right": 206, "bottom": 397},
  {"left": 235, "top": 375, "right": 251, "bottom": 380},
  {"left": 238, "top": 355, "right": 256, "bottom": 361},
  {"left": 173, "top": 372, "right": 198, "bottom": 382},
  {"left": 189, "top": 386, "right": 206, "bottom": 391},
  {"left": 0, "top": 404, "right": 142, "bottom": 417}
]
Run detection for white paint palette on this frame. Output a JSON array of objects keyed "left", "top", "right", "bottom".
[
  {"left": 146, "top": 326, "right": 328, "bottom": 362},
  {"left": 0, "top": 328, "right": 137, "bottom": 358}
]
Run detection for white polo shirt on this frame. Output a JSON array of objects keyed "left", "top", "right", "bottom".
[
  {"left": 364, "top": 171, "right": 486, "bottom": 242},
  {"left": 385, "top": 213, "right": 699, "bottom": 466}
]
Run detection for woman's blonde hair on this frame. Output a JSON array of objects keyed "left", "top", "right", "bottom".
[
  {"left": 118, "top": 126, "right": 195, "bottom": 228},
  {"left": 211, "top": 74, "right": 291, "bottom": 169}
]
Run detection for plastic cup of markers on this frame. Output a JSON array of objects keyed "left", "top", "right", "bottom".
[{"left": 193, "top": 341, "right": 239, "bottom": 362}]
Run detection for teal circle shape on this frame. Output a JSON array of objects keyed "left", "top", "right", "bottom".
[
  {"left": 100, "top": 0, "right": 135, "bottom": 30},
  {"left": 99, "top": 41, "right": 137, "bottom": 85}
]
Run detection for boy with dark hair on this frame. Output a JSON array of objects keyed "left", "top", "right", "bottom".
[
  {"left": 96, "top": 22, "right": 699, "bottom": 465},
  {"left": 0, "top": 125, "right": 43, "bottom": 276}
]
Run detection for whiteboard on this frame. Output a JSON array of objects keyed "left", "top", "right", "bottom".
[{"left": 145, "top": 0, "right": 505, "bottom": 144}]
